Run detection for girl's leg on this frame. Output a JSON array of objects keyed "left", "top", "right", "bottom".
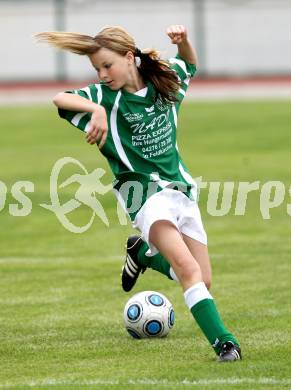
[
  {"left": 137, "top": 235, "right": 212, "bottom": 288},
  {"left": 181, "top": 234, "right": 212, "bottom": 289},
  {"left": 122, "top": 235, "right": 173, "bottom": 293},
  {"left": 149, "top": 221, "right": 202, "bottom": 291},
  {"left": 137, "top": 240, "right": 173, "bottom": 281},
  {"left": 149, "top": 220, "right": 240, "bottom": 359}
]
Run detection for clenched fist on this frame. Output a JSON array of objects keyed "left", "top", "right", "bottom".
[{"left": 166, "top": 25, "right": 188, "bottom": 45}]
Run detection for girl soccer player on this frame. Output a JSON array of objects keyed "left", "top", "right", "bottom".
[{"left": 36, "top": 25, "right": 241, "bottom": 362}]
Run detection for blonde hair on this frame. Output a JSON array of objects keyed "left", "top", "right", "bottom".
[{"left": 35, "top": 26, "right": 179, "bottom": 103}]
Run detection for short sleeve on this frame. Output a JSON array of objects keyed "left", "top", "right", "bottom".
[
  {"left": 168, "top": 54, "right": 196, "bottom": 100},
  {"left": 58, "top": 84, "right": 104, "bottom": 133}
]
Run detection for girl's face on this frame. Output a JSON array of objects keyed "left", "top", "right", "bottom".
[{"left": 89, "top": 47, "right": 134, "bottom": 90}]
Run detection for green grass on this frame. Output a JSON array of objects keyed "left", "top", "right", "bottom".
[{"left": 0, "top": 101, "right": 291, "bottom": 389}]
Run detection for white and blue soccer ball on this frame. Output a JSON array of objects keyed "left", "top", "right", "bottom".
[{"left": 123, "top": 291, "right": 175, "bottom": 339}]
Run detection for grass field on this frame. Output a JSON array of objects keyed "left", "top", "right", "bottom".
[{"left": 0, "top": 101, "right": 291, "bottom": 389}]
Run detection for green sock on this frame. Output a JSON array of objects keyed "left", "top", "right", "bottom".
[
  {"left": 191, "top": 299, "right": 239, "bottom": 355},
  {"left": 137, "top": 241, "right": 172, "bottom": 280},
  {"left": 185, "top": 283, "right": 239, "bottom": 355}
]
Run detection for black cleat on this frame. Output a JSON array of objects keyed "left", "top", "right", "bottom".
[
  {"left": 121, "top": 235, "right": 146, "bottom": 292},
  {"left": 218, "top": 341, "right": 242, "bottom": 362}
]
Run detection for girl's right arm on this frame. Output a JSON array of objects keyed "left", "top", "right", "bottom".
[
  {"left": 53, "top": 92, "right": 108, "bottom": 149},
  {"left": 166, "top": 25, "right": 197, "bottom": 65}
]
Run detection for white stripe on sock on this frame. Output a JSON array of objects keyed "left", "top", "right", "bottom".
[
  {"left": 184, "top": 282, "right": 213, "bottom": 310},
  {"left": 169, "top": 267, "right": 179, "bottom": 282}
]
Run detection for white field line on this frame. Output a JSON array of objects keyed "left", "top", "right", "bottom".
[
  {"left": 0, "top": 377, "right": 291, "bottom": 388},
  {"left": 0, "top": 252, "right": 244, "bottom": 265},
  {"left": 0, "top": 255, "right": 123, "bottom": 264}
]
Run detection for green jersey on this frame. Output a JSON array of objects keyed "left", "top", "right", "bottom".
[{"left": 59, "top": 54, "right": 197, "bottom": 221}]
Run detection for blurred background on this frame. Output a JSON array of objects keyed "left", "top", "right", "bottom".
[
  {"left": 1, "top": 0, "right": 291, "bottom": 82},
  {"left": 1, "top": 0, "right": 291, "bottom": 104}
]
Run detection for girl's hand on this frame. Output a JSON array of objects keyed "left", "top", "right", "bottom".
[
  {"left": 166, "top": 25, "right": 188, "bottom": 45},
  {"left": 86, "top": 105, "right": 108, "bottom": 149}
]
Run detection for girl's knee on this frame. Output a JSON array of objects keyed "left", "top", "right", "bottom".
[
  {"left": 175, "top": 259, "right": 201, "bottom": 283},
  {"left": 175, "top": 258, "right": 212, "bottom": 289},
  {"left": 204, "top": 277, "right": 212, "bottom": 290}
]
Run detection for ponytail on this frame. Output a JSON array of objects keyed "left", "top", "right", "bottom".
[{"left": 135, "top": 48, "right": 180, "bottom": 104}]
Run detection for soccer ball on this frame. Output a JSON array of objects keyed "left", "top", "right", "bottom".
[{"left": 123, "top": 291, "right": 175, "bottom": 339}]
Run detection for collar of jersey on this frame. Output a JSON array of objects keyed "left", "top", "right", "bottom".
[{"left": 121, "top": 81, "right": 155, "bottom": 103}]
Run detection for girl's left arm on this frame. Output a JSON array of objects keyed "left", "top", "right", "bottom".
[{"left": 166, "top": 25, "right": 198, "bottom": 65}]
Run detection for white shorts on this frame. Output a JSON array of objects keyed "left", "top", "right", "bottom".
[{"left": 132, "top": 188, "right": 207, "bottom": 256}]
